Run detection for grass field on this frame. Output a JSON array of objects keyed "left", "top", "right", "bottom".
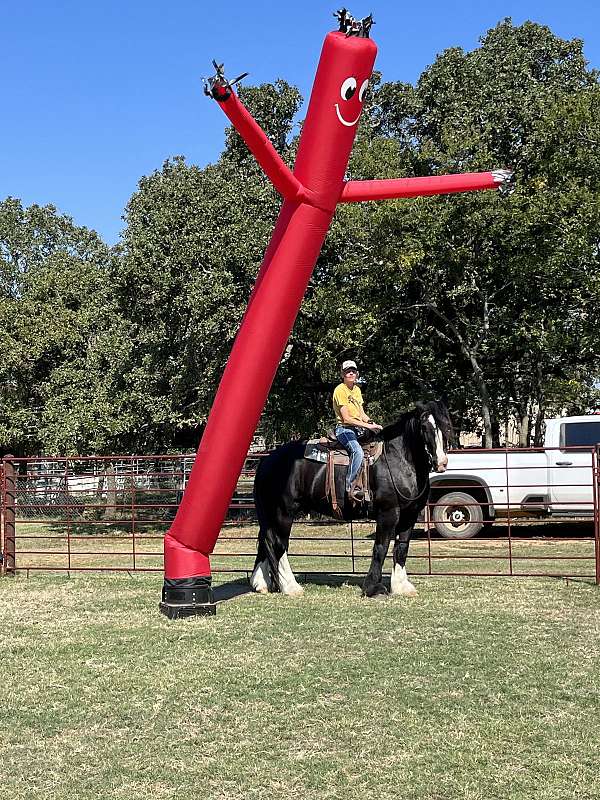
[{"left": 1, "top": 570, "right": 600, "bottom": 800}]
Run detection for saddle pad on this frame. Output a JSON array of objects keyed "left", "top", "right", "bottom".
[
  {"left": 304, "top": 439, "right": 382, "bottom": 466},
  {"left": 304, "top": 439, "right": 348, "bottom": 465}
]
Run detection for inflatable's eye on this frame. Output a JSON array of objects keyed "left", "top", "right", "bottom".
[
  {"left": 340, "top": 77, "right": 357, "bottom": 101},
  {"left": 359, "top": 79, "right": 369, "bottom": 102}
]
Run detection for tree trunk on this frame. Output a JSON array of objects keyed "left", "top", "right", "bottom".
[
  {"left": 533, "top": 407, "right": 546, "bottom": 447},
  {"left": 518, "top": 413, "right": 530, "bottom": 448},
  {"left": 469, "top": 354, "right": 494, "bottom": 447},
  {"left": 491, "top": 417, "right": 501, "bottom": 449},
  {"left": 533, "top": 363, "right": 546, "bottom": 447}
]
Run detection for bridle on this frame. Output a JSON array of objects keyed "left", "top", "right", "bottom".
[{"left": 382, "top": 414, "right": 443, "bottom": 504}]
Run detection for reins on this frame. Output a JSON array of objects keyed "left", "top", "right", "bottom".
[{"left": 382, "top": 436, "right": 431, "bottom": 505}]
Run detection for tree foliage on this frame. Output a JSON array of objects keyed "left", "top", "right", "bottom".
[
  {"left": 2, "top": 20, "right": 599, "bottom": 455},
  {"left": 109, "top": 80, "right": 302, "bottom": 451},
  {"left": 269, "top": 19, "right": 600, "bottom": 446},
  {"left": 0, "top": 198, "right": 123, "bottom": 456}
]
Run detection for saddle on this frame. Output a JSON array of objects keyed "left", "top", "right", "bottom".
[{"left": 304, "top": 432, "right": 383, "bottom": 518}]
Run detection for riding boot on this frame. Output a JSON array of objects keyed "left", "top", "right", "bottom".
[{"left": 348, "top": 483, "right": 365, "bottom": 503}]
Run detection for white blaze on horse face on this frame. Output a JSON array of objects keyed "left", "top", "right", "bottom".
[{"left": 428, "top": 415, "right": 448, "bottom": 473}]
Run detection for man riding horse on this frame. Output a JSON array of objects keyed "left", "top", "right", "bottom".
[{"left": 333, "top": 360, "right": 383, "bottom": 502}]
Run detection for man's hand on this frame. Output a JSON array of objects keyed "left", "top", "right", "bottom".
[{"left": 367, "top": 422, "right": 383, "bottom": 433}]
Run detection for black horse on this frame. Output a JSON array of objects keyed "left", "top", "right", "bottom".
[{"left": 251, "top": 400, "right": 451, "bottom": 598}]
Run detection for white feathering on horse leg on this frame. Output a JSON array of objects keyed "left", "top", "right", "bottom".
[
  {"left": 251, "top": 559, "right": 270, "bottom": 594},
  {"left": 390, "top": 564, "right": 418, "bottom": 597},
  {"left": 278, "top": 552, "right": 304, "bottom": 596}
]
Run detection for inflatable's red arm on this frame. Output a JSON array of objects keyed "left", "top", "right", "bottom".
[
  {"left": 206, "top": 66, "right": 314, "bottom": 204},
  {"left": 340, "top": 170, "right": 514, "bottom": 202}
]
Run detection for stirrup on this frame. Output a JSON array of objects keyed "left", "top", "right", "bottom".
[{"left": 348, "top": 485, "right": 365, "bottom": 503}]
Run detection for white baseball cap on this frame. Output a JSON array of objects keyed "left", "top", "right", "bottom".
[{"left": 341, "top": 360, "right": 358, "bottom": 372}]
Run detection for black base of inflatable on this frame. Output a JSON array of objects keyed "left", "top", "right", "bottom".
[
  {"left": 159, "top": 600, "right": 217, "bottom": 618},
  {"left": 159, "top": 576, "right": 216, "bottom": 618}
]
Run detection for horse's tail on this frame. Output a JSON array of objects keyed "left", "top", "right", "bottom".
[{"left": 253, "top": 456, "right": 279, "bottom": 591}]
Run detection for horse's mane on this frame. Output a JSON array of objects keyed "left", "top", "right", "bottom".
[
  {"left": 381, "top": 408, "right": 420, "bottom": 442},
  {"left": 381, "top": 399, "right": 452, "bottom": 443}
]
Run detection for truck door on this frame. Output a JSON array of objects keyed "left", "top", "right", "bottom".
[{"left": 549, "top": 420, "right": 600, "bottom": 513}]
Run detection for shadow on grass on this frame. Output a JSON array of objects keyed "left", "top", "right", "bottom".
[
  {"left": 401, "top": 520, "right": 595, "bottom": 542},
  {"left": 297, "top": 572, "right": 366, "bottom": 589},
  {"left": 213, "top": 578, "right": 253, "bottom": 603},
  {"left": 212, "top": 573, "right": 368, "bottom": 601},
  {"left": 38, "top": 521, "right": 170, "bottom": 537}
]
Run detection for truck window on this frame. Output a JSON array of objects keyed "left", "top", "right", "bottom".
[{"left": 561, "top": 421, "right": 600, "bottom": 448}]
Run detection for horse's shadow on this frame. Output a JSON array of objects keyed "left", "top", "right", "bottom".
[
  {"left": 296, "top": 572, "right": 365, "bottom": 589},
  {"left": 214, "top": 572, "right": 374, "bottom": 604}
]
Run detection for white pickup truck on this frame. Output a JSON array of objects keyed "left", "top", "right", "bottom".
[{"left": 428, "top": 415, "right": 600, "bottom": 539}]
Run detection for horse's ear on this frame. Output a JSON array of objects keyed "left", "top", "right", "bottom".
[{"left": 415, "top": 400, "right": 430, "bottom": 423}]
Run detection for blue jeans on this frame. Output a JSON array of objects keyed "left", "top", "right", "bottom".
[{"left": 335, "top": 425, "right": 364, "bottom": 491}]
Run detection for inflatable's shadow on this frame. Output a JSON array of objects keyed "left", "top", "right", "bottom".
[{"left": 213, "top": 579, "right": 253, "bottom": 604}]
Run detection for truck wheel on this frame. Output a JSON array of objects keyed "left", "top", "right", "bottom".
[{"left": 432, "top": 491, "right": 484, "bottom": 539}]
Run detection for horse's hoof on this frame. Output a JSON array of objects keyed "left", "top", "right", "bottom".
[
  {"left": 362, "top": 583, "right": 388, "bottom": 598},
  {"left": 372, "top": 591, "right": 389, "bottom": 600},
  {"left": 284, "top": 586, "right": 305, "bottom": 598},
  {"left": 392, "top": 583, "right": 418, "bottom": 598},
  {"left": 251, "top": 561, "right": 271, "bottom": 594}
]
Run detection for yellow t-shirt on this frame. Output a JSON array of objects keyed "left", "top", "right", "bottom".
[{"left": 333, "top": 383, "right": 364, "bottom": 424}]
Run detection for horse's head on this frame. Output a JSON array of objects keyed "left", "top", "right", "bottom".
[{"left": 416, "top": 399, "right": 452, "bottom": 473}]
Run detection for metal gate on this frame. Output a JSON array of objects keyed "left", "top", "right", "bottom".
[{"left": 1, "top": 450, "right": 599, "bottom": 583}]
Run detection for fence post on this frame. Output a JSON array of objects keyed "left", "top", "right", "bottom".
[
  {"left": 1, "top": 456, "right": 16, "bottom": 576},
  {"left": 594, "top": 445, "right": 600, "bottom": 586},
  {"left": 0, "top": 460, "right": 3, "bottom": 576}
]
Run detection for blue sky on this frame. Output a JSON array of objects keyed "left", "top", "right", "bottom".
[{"left": 2, "top": 1, "right": 598, "bottom": 245}]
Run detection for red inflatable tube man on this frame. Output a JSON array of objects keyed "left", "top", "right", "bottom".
[{"left": 160, "top": 11, "right": 512, "bottom": 616}]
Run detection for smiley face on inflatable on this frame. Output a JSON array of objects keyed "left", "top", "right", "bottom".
[
  {"left": 290, "top": 29, "right": 377, "bottom": 206},
  {"left": 336, "top": 75, "right": 370, "bottom": 126}
]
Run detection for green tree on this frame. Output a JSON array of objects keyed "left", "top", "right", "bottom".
[
  {"left": 212, "top": 23, "right": 600, "bottom": 445},
  {"left": 112, "top": 81, "right": 302, "bottom": 451},
  {"left": 7, "top": 20, "right": 599, "bottom": 455},
  {"left": 290, "top": 19, "right": 600, "bottom": 446},
  {"left": 0, "top": 198, "right": 119, "bottom": 455}
]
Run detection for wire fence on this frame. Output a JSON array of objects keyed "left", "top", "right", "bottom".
[{"left": 1, "top": 448, "right": 599, "bottom": 582}]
